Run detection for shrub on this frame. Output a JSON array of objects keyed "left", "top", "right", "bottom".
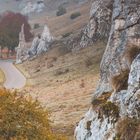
[
  {"left": 62, "top": 32, "right": 72, "bottom": 38},
  {"left": 0, "top": 89, "right": 66, "bottom": 140},
  {"left": 56, "top": 6, "right": 67, "bottom": 16},
  {"left": 34, "top": 23, "right": 40, "bottom": 29},
  {"left": 101, "top": 102, "right": 119, "bottom": 120},
  {"left": 70, "top": 12, "right": 81, "bottom": 19},
  {"left": 55, "top": 68, "right": 69, "bottom": 76}
]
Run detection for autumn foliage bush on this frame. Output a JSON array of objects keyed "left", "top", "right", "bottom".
[{"left": 0, "top": 89, "right": 66, "bottom": 140}]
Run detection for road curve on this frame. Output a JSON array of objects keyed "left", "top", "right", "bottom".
[{"left": 0, "top": 60, "right": 26, "bottom": 89}]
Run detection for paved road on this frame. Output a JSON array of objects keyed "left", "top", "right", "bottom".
[{"left": 0, "top": 61, "right": 26, "bottom": 89}]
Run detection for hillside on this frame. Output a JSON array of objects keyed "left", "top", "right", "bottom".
[
  {"left": 0, "top": 0, "right": 88, "bottom": 16},
  {"left": 17, "top": 41, "right": 106, "bottom": 139},
  {"left": 30, "top": 2, "right": 91, "bottom": 37}
]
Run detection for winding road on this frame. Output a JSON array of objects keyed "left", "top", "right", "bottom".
[{"left": 0, "top": 60, "right": 26, "bottom": 89}]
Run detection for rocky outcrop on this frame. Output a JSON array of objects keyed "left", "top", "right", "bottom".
[
  {"left": 75, "top": 0, "right": 140, "bottom": 139},
  {"left": 21, "top": 0, "right": 45, "bottom": 15},
  {"left": 37, "top": 25, "right": 54, "bottom": 55},
  {"left": 27, "top": 25, "right": 54, "bottom": 59},
  {"left": 15, "top": 24, "right": 54, "bottom": 63},
  {"left": 15, "top": 24, "right": 27, "bottom": 64},
  {"left": 28, "top": 35, "right": 41, "bottom": 57}
]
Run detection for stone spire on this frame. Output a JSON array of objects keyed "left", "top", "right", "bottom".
[
  {"left": 15, "top": 24, "right": 26, "bottom": 64},
  {"left": 37, "top": 24, "right": 54, "bottom": 54}
]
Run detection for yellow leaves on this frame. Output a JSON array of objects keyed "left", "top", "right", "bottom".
[{"left": 0, "top": 89, "right": 67, "bottom": 140}]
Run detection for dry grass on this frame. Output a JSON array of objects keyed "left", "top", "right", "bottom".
[
  {"left": 30, "top": 2, "right": 91, "bottom": 37},
  {"left": 18, "top": 41, "right": 105, "bottom": 138},
  {"left": 0, "top": 68, "right": 5, "bottom": 85},
  {"left": 15, "top": 64, "right": 34, "bottom": 87}
]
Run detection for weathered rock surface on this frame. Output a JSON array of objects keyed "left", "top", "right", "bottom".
[
  {"left": 75, "top": 0, "right": 140, "bottom": 139},
  {"left": 21, "top": 0, "right": 45, "bottom": 15},
  {"left": 28, "top": 36, "right": 41, "bottom": 57},
  {"left": 15, "top": 24, "right": 54, "bottom": 63},
  {"left": 97, "top": 0, "right": 140, "bottom": 96},
  {"left": 26, "top": 25, "right": 54, "bottom": 59},
  {"left": 15, "top": 24, "right": 27, "bottom": 64},
  {"left": 80, "top": 0, "right": 113, "bottom": 48},
  {"left": 37, "top": 25, "right": 54, "bottom": 55}
]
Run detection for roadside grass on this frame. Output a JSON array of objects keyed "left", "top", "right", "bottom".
[
  {"left": 0, "top": 68, "right": 5, "bottom": 85},
  {"left": 14, "top": 64, "right": 33, "bottom": 87}
]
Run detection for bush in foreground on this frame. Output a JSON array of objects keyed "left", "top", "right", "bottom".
[{"left": 0, "top": 89, "right": 66, "bottom": 140}]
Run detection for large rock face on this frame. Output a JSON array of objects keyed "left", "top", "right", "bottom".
[
  {"left": 96, "top": 0, "right": 140, "bottom": 96},
  {"left": 75, "top": 0, "right": 140, "bottom": 139},
  {"left": 16, "top": 24, "right": 54, "bottom": 63},
  {"left": 21, "top": 1, "right": 45, "bottom": 15}
]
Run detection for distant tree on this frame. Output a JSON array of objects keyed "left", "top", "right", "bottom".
[
  {"left": 0, "top": 11, "right": 32, "bottom": 52},
  {"left": 0, "top": 89, "right": 66, "bottom": 140}
]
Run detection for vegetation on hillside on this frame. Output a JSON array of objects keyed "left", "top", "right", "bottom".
[
  {"left": 0, "top": 69, "right": 5, "bottom": 85},
  {"left": 56, "top": 5, "right": 67, "bottom": 16}
]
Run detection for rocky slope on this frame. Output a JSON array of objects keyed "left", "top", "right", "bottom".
[{"left": 75, "top": 0, "right": 140, "bottom": 140}]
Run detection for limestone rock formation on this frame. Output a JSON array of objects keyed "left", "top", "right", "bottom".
[
  {"left": 96, "top": 0, "right": 140, "bottom": 96},
  {"left": 21, "top": 0, "right": 45, "bottom": 15},
  {"left": 28, "top": 35, "right": 41, "bottom": 57},
  {"left": 36, "top": 25, "right": 54, "bottom": 55},
  {"left": 15, "top": 24, "right": 27, "bottom": 64},
  {"left": 37, "top": 25, "right": 53, "bottom": 55},
  {"left": 27, "top": 25, "right": 54, "bottom": 58},
  {"left": 75, "top": 0, "right": 140, "bottom": 139}
]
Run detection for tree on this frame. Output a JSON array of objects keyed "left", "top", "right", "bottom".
[
  {"left": 0, "top": 11, "right": 32, "bottom": 52},
  {"left": 0, "top": 89, "right": 66, "bottom": 140}
]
